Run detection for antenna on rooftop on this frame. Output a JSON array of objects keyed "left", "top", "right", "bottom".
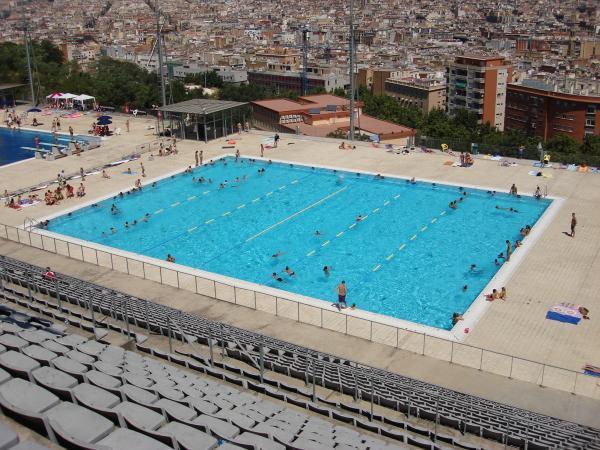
[
  {"left": 155, "top": 6, "right": 167, "bottom": 109},
  {"left": 302, "top": 27, "right": 309, "bottom": 96},
  {"left": 349, "top": 0, "right": 356, "bottom": 141}
]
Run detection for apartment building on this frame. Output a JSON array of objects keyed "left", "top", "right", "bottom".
[
  {"left": 446, "top": 55, "right": 512, "bottom": 131},
  {"left": 505, "top": 81, "right": 600, "bottom": 143},
  {"left": 384, "top": 78, "right": 447, "bottom": 114}
]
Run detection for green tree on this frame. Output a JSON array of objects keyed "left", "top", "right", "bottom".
[
  {"left": 580, "top": 135, "right": 600, "bottom": 155},
  {"left": 545, "top": 134, "right": 580, "bottom": 155}
]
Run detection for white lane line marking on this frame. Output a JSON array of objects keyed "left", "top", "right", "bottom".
[
  {"left": 237, "top": 204, "right": 246, "bottom": 209},
  {"left": 348, "top": 223, "right": 356, "bottom": 229},
  {"left": 278, "top": 185, "right": 286, "bottom": 190},
  {"left": 440, "top": 211, "right": 446, "bottom": 216},
  {"left": 421, "top": 226, "right": 428, "bottom": 232},
  {"left": 291, "top": 180, "right": 299, "bottom": 184},
  {"left": 372, "top": 208, "right": 380, "bottom": 213},
  {"left": 321, "top": 240, "right": 330, "bottom": 247},
  {"left": 187, "top": 196, "right": 196, "bottom": 201},
  {"left": 372, "top": 264, "right": 381, "bottom": 272},
  {"left": 386, "top": 254, "right": 394, "bottom": 261},
  {"left": 205, "top": 219, "right": 214, "bottom": 224},
  {"left": 171, "top": 202, "right": 180, "bottom": 207},
  {"left": 410, "top": 235, "right": 417, "bottom": 240},
  {"left": 155, "top": 209, "right": 163, "bottom": 214},
  {"left": 203, "top": 191, "right": 210, "bottom": 195},
  {"left": 245, "top": 186, "right": 348, "bottom": 242},
  {"left": 222, "top": 211, "right": 231, "bottom": 216},
  {"left": 187, "top": 226, "right": 197, "bottom": 232},
  {"left": 336, "top": 231, "right": 344, "bottom": 237},
  {"left": 393, "top": 194, "right": 400, "bottom": 199},
  {"left": 252, "top": 198, "right": 260, "bottom": 203},
  {"left": 306, "top": 250, "right": 316, "bottom": 256},
  {"left": 266, "top": 192, "right": 273, "bottom": 197},
  {"left": 383, "top": 201, "right": 390, "bottom": 206},
  {"left": 431, "top": 218, "right": 437, "bottom": 223},
  {"left": 399, "top": 244, "right": 406, "bottom": 250}
]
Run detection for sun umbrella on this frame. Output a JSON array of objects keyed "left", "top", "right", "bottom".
[
  {"left": 97, "top": 118, "right": 112, "bottom": 125},
  {"left": 97, "top": 115, "right": 112, "bottom": 120},
  {"left": 47, "top": 92, "right": 63, "bottom": 99},
  {"left": 27, "top": 108, "right": 42, "bottom": 113}
]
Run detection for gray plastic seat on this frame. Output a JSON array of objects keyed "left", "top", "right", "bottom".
[
  {"left": 54, "top": 334, "right": 88, "bottom": 348},
  {"left": 124, "top": 372, "right": 153, "bottom": 388},
  {"left": 31, "top": 366, "right": 78, "bottom": 398},
  {"left": 73, "top": 383, "right": 121, "bottom": 410},
  {"left": 41, "top": 340, "right": 69, "bottom": 355},
  {"left": 187, "top": 398, "right": 219, "bottom": 415},
  {"left": 0, "top": 421, "right": 19, "bottom": 449},
  {"left": 0, "top": 323, "right": 25, "bottom": 334},
  {"left": 155, "top": 398, "right": 197, "bottom": 422},
  {"left": 94, "top": 360, "right": 123, "bottom": 377},
  {"left": 0, "top": 351, "right": 40, "bottom": 378},
  {"left": 22, "top": 345, "right": 57, "bottom": 365},
  {"left": 192, "top": 415, "right": 240, "bottom": 440},
  {"left": 0, "top": 334, "right": 29, "bottom": 351},
  {"left": 85, "top": 370, "right": 122, "bottom": 391},
  {"left": 159, "top": 421, "right": 218, "bottom": 450},
  {"left": 77, "top": 340, "right": 105, "bottom": 357},
  {"left": 45, "top": 402, "right": 114, "bottom": 445},
  {"left": 65, "top": 349, "right": 95, "bottom": 366},
  {"left": 0, "top": 378, "right": 59, "bottom": 415},
  {"left": 234, "top": 432, "right": 285, "bottom": 450},
  {"left": 10, "top": 441, "right": 52, "bottom": 450},
  {"left": 113, "top": 401, "right": 165, "bottom": 431},
  {"left": 51, "top": 356, "right": 88, "bottom": 380},
  {"left": 18, "top": 330, "right": 56, "bottom": 344},
  {"left": 0, "top": 368, "right": 11, "bottom": 385},
  {"left": 121, "top": 383, "right": 159, "bottom": 405},
  {"left": 96, "top": 428, "right": 171, "bottom": 450},
  {"left": 291, "top": 437, "right": 333, "bottom": 450}
]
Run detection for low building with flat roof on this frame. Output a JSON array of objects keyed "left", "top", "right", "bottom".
[
  {"left": 384, "top": 78, "right": 447, "bottom": 114},
  {"left": 251, "top": 94, "right": 415, "bottom": 144}
]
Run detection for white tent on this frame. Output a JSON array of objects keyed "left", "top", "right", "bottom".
[
  {"left": 58, "top": 93, "right": 77, "bottom": 99},
  {"left": 72, "top": 94, "right": 96, "bottom": 111},
  {"left": 73, "top": 94, "right": 95, "bottom": 101}
]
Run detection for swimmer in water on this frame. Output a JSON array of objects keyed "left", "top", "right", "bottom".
[
  {"left": 124, "top": 221, "right": 129, "bottom": 228},
  {"left": 111, "top": 227, "right": 116, "bottom": 234},
  {"left": 315, "top": 230, "right": 322, "bottom": 236},
  {"left": 410, "top": 177, "right": 416, "bottom": 184},
  {"left": 469, "top": 264, "right": 477, "bottom": 272},
  {"left": 272, "top": 251, "right": 283, "bottom": 258},
  {"left": 463, "top": 285, "right": 468, "bottom": 291},
  {"left": 111, "top": 204, "right": 118, "bottom": 214},
  {"left": 284, "top": 266, "right": 295, "bottom": 276},
  {"left": 356, "top": 215, "right": 363, "bottom": 222},
  {"left": 101, "top": 231, "right": 107, "bottom": 237},
  {"left": 323, "top": 266, "right": 331, "bottom": 276},
  {"left": 272, "top": 272, "right": 284, "bottom": 282},
  {"left": 143, "top": 213, "right": 150, "bottom": 222}
]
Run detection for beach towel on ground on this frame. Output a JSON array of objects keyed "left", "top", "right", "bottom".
[{"left": 546, "top": 303, "right": 582, "bottom": 325}]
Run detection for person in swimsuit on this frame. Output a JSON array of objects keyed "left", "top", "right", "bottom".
[
  {"left": 284, "top": 266, "right": 295, "bottom": 276},
  {"left": 337, "top": 281, "right": 347, "bottom": 310},
  {"left": 272, "top": 272, "right": 284, "bottom": 282}
]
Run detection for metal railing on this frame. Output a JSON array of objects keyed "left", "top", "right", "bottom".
[{"left": 0, "top": 222, "right": 598, "bottom": 400}]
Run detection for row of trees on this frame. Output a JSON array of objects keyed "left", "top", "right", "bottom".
[{"left": 355, "top": 86, "right": 600, "bottom": 164}]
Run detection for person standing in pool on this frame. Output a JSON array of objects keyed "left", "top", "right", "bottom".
[{"left": 337, "top": 281, "right": 347, "bottom": 310}]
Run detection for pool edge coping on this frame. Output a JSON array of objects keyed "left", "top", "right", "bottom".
[{"left": 21, "top": 153, "right": 562, "bottom": 343}]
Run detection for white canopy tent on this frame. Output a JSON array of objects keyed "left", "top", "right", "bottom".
[
  {"left": 58, "top": 93, "right": 77, "bottom": 99},
  {"left": 72, "top": 94, "right": 96, "bottom": 110}
]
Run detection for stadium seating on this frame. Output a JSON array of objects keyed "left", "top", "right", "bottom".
[{"left": 1, "top": 254, "right": 600, "bottom": 449}]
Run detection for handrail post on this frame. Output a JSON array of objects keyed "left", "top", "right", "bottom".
[
  {"left": 479, "top": 348, "right": 484, "bottom": 371},
  {"left": 422, "top": 332, "right": 426, "bottom": 356},
  {"left": 54, "top": 278, "right": 62, "bottom": 310},
  {"left": 259, "top": 343, "right": 264, "bottom": 384},
  {"left": 539, "top": 364, "right": 545, "bottom": 387},
  {"left": 208, "top": 324, "right": 214, "bottom": 367},
  {"left": 508, "top": 357, "right": 514, "bottom": 379},
  {"left": 26, "top": 270, "right": 32, "bottom": 300},
  {"left": 167, "top": 317, "right": 172, "bottom": 354}
]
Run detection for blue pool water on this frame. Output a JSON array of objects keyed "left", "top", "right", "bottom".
[
  {"left": 0, "top": 127, "right": 54, "bottom": 166},
  {"left": 47, "top": 157, "right": 551, "bottom": 329}
]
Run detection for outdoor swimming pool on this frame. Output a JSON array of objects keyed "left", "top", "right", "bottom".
[
  {"left": 46, "top": 157, "right": 551, "bottom": 329},
  {"left": 0, "top": 127, "right": 52, "bottom": 166}
]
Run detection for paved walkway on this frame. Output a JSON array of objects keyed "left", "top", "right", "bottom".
[{"left": 1, "top": 106, "right": 600, "bottom": 405}]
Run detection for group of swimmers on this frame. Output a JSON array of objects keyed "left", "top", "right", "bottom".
[{"left": 449, "top": 191, "right": 469, "bottom": 209}]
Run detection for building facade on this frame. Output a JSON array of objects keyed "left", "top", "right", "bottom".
[
  {"left": 505, "top": 84, "right": 600, "bottom": 143},
  {"left": 446, "top": 55, "right": 512, "bottom": 131},
  {"left": 247, "top": 70, "right": 348, "bottom": 94},
  {"left": 384, "top": 79, "right": 447, "bottom": 113}
]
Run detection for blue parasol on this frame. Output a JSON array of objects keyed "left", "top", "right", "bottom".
[
  {"left": 27, "top": 108, "right": 42, "bottom": 113},
  {"left": 97, "top": 118, "right": 112, "bottom": 125},
  {"left": 97, "top": 115, "right": 112, "bottom": 120}
]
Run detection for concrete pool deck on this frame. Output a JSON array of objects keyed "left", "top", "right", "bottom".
[{"left": 1, "top": 109, "right": 600, "bottom": 405}]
